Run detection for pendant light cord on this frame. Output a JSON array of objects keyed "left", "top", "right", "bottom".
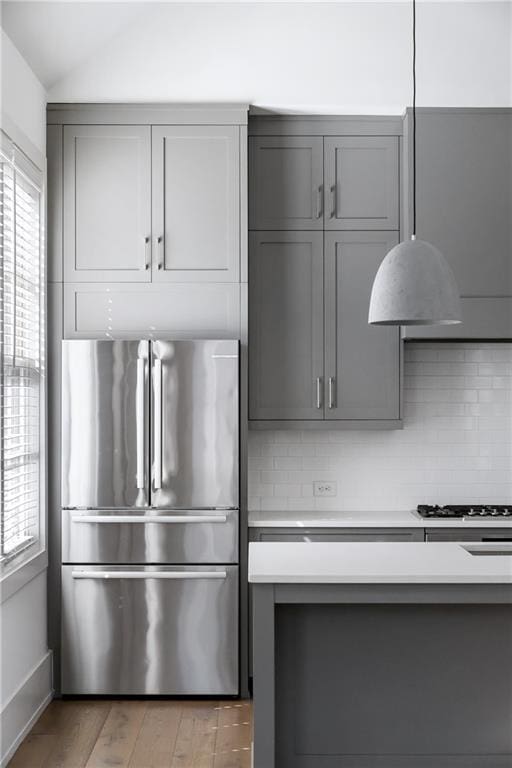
[{"left": 412, "top": 0, "right": 417, "bottom": 238}]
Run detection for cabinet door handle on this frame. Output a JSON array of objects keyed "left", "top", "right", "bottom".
[
  {"left": 71, "top": 570, "right": 227, "bottom": 580},
  {"left": 316, "top": 377, "right": 323, "bottom": 409},
  {"left": 328, "top": 377, "right": 336, "bottom": 409},
  {"left": 71, "top": 514, "right": 228, "bottom": 524},
  {"left": 330, "top": 184, "right": 337, "bottom": 218},
  {"left": 136, "top": 358, "right": 145, "bottom": 488},
  {"left": 143, "top": 236, "right": 150, "bottom": 270},
  {"left": 316, "top": 186, "right": 323, "bottom": 219},
  {"left": 157, "top": 235, "right": 164, "bottom": 270},
  {"left": 153, "top": 358, "right": 162, "bottom": 490}
]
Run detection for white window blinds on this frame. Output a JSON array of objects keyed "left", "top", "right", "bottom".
[{"left": 1, "top": 133, "right": 44, "bottom": 565}]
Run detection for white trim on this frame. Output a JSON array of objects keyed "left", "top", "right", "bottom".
[
  {"left": 47, "top": 102, "right": 248, "bottom": 126},
  {"left": 0, "top": 549, "right": 48, "bottom": 604},
  {"left": 0, "top": 126, "right": 47, "bottom": 579},
  {"left": 0, "top": 651, "right": 53, "bottom": 767}
]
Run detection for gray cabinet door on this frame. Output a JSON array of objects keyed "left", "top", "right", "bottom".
[
  {"left": 325, "top": 232, "right": 401, "bottom": 420},
  {"left": 405, "top": 110, "right": 512, "bottom": 297},
  {"left": 63, "top": 125, "right": 151, "bottom": 282},
  {"left": 259, "top": 530, "right": 423, "bottom": 542},
  {"left": 152, "top": 125, "right": 239, "bottom": 282},
  {"left": 426, "top": 529, "right": 512, "bottom": 542},
  {"left": 249, "top": 232, "right": 324, "bottom": 420},
  {"left": 324, "top": 136, "right": 399, "bottom": 230},
  {"left": 249, "top": 137, "right": 324, "bottom": 230}
]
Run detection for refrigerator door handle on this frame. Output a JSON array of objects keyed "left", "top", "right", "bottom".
[
  {"left": 70, "top": 514, "right": 228, "bottom": 524},
  {"left": 136, "top": 358, "right": 145, "bottom": 489},
  {"left": 71, "top": 570, "right": 227, "bottom": 580},
  {"left": 153, "top": 358, "right": 162, "bottom": 490}
]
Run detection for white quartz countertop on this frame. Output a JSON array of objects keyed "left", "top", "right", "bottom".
[
  {"left": 248, "top": 542, "right": 512, "bottom": 584},
  {"left": 248, "top": 509, "right": 512, "bottom": 528}
]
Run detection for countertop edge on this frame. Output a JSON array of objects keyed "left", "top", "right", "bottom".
[{"left": 248, "top": 511, "right": 512, "bottom": 529}]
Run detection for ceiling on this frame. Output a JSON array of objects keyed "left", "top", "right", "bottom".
[
  {"left": 1, "top": 2, "right": 148, "bottom": 87},
  {"left": 2, "top": 0, "right": 510, "bottom": 90}
]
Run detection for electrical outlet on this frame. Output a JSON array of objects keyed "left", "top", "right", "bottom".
[{"left": 313, "top": 481, "right": 337, "bottom": 497}]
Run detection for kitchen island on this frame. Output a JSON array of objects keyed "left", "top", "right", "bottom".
[{"left": 249, "top": 542, "right": 512, "bottom": 768}]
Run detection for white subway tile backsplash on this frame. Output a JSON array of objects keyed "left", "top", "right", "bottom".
[
  {"left": 248, "top": 343, "right": 512, "bottom": 512},
  {"left": 273, "top": 457, "right": 302, "bottom": 470},
  {"left": 260, "top": 470, "right": 289, "bottom": 484},
  {"left": 274, "top": 484, "right": 302, "bottom": 498}
]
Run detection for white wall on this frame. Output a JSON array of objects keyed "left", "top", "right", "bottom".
[
  {"left": 0, "top": 29, "right": 50, "bottom": 768},
  {"left": 248, "top": 343, "right": 512, "bottom": 512},
  {"left": 1, "top": 30, "right": 46, "bottom": 154},
  {"left": 48, "top": 2, "right": 512, "bottom": 109}
]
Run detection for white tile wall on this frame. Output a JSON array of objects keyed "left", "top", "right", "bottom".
[{"left": 248, "top": 343, "right": 512, "bottom": 512}]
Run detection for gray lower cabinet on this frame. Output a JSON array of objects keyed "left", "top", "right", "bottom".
[
  {"left": 426, "top": 528, "right": 512, "bottom": 542},
  {"left": 250, "top": 528, "right": 424, "bottom": 543},
  {"left": 249, "top": 231, "right": 324, "bottom": 420},
  {"left": 324, "top": 136, "right": 399, "bottom": 230},
  {"left": 249, "top": 136, "right": 324, "bottom": 230},
  {"left": 248, "top": 526, "right": 424, "bottom": 679},
  {"left": 63, "top": 125, "right": 152, "bottom": 282},
  {"left": 152, "top": 125, "right": 240, "bottom": 282},
  {"left": 324, "top": 232, "right": 401, "bottom": 420}
]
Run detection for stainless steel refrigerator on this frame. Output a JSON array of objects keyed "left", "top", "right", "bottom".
[{"left": 60, "top": 339, "right": 239, "bottom": 695}]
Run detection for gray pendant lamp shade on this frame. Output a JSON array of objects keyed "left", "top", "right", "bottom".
[
  {"left": 368, "top": 237, "right": 461, "bottom": 325},
  {"left": 368, "top": 0, "right": 461, "bottom": 327}
]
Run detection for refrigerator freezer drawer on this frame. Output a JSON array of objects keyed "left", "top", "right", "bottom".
[
  {"left": 61, "top": 565, "right": 239, "bottom": 695},
  {"left": 62, "top": 508, "right": 239, "bottom": 564}
]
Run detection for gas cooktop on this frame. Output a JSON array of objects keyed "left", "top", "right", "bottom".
[{"left": 417, "top": 505, "right": 512, "bottom": 519}]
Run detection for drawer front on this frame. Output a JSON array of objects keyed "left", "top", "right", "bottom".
[
  {"left": 258, "top": 529, "right": 423, "bottom": 543},
  {"left": 61, "top": 565, "right": 238, "bottom": 695},
  {"left": 62, "top": 509, "right": 238, "bottom": 564},
  {"left": 426, "top": 528, "right": 512, "bottom": 543}
]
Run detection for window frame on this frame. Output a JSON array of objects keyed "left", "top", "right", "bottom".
[{"left": 0, "top": 129, "right": 47, "bottom": 598}]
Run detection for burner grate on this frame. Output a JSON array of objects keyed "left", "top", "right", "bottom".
[{"left": 417, "top": 505, "right": 512, "bottom": 519}]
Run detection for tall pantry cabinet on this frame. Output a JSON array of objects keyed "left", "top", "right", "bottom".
[
  {"left": 248, "top": 117, "right": 403, "bottom": 428},
  {"left": 46, "top": 103, "right": 250, "bottom": 695}
]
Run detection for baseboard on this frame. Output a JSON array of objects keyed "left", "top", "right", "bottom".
[{"left": 0, "top": 651, "right": 53, "bottom": 767}]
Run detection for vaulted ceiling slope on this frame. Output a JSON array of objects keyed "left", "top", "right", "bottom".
[{"left": 1, "top": 2, "right": 149, "bottom": 88}]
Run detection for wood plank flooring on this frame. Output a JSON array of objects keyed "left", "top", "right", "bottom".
[{"left": 8, "top": 700, "right": 252, "bottom": 768}]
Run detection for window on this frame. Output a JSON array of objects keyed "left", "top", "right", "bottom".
[{"left": 0, "top": 132, "right": 45, "bottom": 567}]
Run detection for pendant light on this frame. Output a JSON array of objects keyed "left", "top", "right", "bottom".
[{"left": 368, "top": 0, "right": 461, "bottom": 326}]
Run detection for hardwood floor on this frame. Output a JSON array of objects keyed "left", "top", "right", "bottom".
[{"left": 8, "top": 700, "right": 253, "bottom": 768}]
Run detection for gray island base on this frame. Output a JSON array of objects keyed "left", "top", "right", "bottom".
[{"left": 249, "top": 542, "right": 512, "bottom": 768}]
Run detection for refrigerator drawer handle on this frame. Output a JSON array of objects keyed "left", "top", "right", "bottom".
[
  {"left": 136, "top": 358, "right": 145, "bottom": 489},
  {"left": 70, "top": 515, "right": 228, "bottom": 524},
  {"left": 153, "top": 358, "right": 162, "bottom": 490},
  {"left": 71, "top": 570, "right": 227, "bottom": 580}
]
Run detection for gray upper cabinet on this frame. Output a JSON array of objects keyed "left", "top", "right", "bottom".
[
  {"left": 402, "top": 109, "right": 512, "bottom": 339},
  {"left": 324, "top": 232, "right": 400, "bottom": 420},
  {"left": 249, "top": 137, "right": 324, "bottom": 230},
  {"left": 249, "top": 232, "right": 324, "bottom": 420},
  {"left": 63, "top": 125, "right": 152, "bottom": 282},
  {"left": 404, "top": 109, "right": 512, "bottom": 298},
  {"left": 248, "top": 121, "right": 402, "bottom": 428},
  {"left": 152, "top": 125, "right": 240, "bottom": 282},
  {"left": 324, "top": 136, "right": 399, "bottom": 230}
]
